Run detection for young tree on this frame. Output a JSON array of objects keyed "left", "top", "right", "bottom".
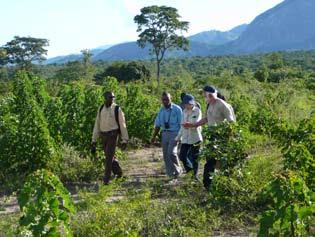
[
  {"left": 0, "top": 72, "right": 58, "bottom": 189},
  {"left": 81, "top": 49, "right": 95, "bottom": 79},
  {"left": 134, "top": 6, "right": 189, "bottom": 85},
  {"left": 1, "top": 36, "right": 49, "bottom": 70}
]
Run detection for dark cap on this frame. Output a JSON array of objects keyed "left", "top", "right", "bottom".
[
  {"left": 203, "top": 86, "right": 216, "bottom": 93},
  {"left": 183, "top": 94, "right": 195, "bottom": 105}
]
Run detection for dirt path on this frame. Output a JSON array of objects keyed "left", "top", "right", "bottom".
[
  {"left": 0, "top": 147, "right": 164, "bottom": 215},
  {"left": 0, "top": 147, "right": 253, "bottom": 236}
]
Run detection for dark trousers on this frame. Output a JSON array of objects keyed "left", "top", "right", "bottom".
[
  {"left": 101, "top": 130, "right": 122, "bottom": 184},
  {"left": 179, "top": 143, "right": 200, "bottom": 175},
  {"left": 203, "top": 158, "right": 217, "bottom": 189}
]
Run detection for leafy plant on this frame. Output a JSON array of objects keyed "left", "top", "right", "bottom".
[
  {"left": 200, "top": 121, "right": 248, "bottom": 173},
  {"left": 258, "top": 171, "right": 315, "bottom": 237},
  {"left": 18, "top": 169, "right": 75, "bottom": 236}
]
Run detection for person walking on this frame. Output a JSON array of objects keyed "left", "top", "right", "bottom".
[
  {"left": 91, "top": 91, "right": 129, "bottom": 185},
  {"left": 175, "top": 94, "right": 202, "bottom": 180},
  {"left": 184, "top": 86, "right": 235, "bottom": 189},
  {"left": 151, "top": 92, "right": 183, "bottom": 179}
]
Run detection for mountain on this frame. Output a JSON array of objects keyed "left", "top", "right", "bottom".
[
  {"left": 188, "top": 24, "right": 248, "bottom": 46},
  {"left": 45, "top": 25, "right": 246, "bottom": 64},
  {"left": 215, "top": 0, "right": 315, "bottom": 54},
  {"left": 92, "top": 24, "right": 246, "bottom": 62},
  {"left": 92, "top": 41, "right": 217, "bottom": 61},
  {"left": 45, "top": 44, "right": 114, "bottom": 64}
]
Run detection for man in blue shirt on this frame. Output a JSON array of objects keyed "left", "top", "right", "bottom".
[{"left": 151, "top": 92, "right": 183, "bottom": 179}]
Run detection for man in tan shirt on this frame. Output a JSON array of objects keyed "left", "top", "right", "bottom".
[{"left": 91, "top": 91, "right": 129, "bottom": 185}]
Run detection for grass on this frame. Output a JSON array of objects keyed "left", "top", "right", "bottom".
[{"left": 0, "top": 134, "right": 284, "bottom": 236}]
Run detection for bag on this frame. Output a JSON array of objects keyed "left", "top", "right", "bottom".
[{"left": 99, "top": 104, "right": 121, "bottom": 133}]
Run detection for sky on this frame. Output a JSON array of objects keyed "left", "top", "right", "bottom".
[{"left": 0, "top": 0, "right": 284, "bottom": 58}]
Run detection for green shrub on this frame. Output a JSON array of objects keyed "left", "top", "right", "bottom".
[
  {"left": 18, "top": 169, "right": 75, "bottom": 236},
  {"left": 200, "top": 121, "right": 248, "bottom": 173},
  {"left": 56, "top": 144, "right": 103, "bottom": 183},
  {"left": 258, "top": 171, "right": 315, "bottom": 237}
]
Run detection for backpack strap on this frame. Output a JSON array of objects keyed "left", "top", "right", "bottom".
[
  {"left": 99, "top": 104, "right": 105, "bottom": 114},
  {"left": 114, "top": 105, "right": 121, "bottom": 134},
  {"left": 99, "top": 104, "right": 121, "bottom": 134}
]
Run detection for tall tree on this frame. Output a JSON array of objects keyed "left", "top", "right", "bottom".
[
  {"left": 134, "top": 6, "right": 189, "bottom": 86},
  {"left": 1, "top": 36, "right": 49, "bottom": 70},
  {"left": 80, "top": 49, "right": 95, "bottom": 79}
]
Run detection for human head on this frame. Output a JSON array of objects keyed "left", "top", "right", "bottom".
[
  {"left": 183, "top": 94, "right": 195, "bottom": 110},
  {"left": 103, "top": 91, "right": 115, "bottom": 106},
  {"left": 203, "top": 85, "right": 217, "bottom": 103},
  {"left": 161, "top": 92, "right": 172, "bottom": 108}
]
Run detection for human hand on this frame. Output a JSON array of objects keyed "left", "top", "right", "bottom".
[
  {"left": 121, "top": 142, "right": 127, "bottom": 150},
  {"left": 183, "top": 122, "right": 194, "bottom": 129},
  {"left": 91, "top": 142, "right": 97, "bottom": 155}
]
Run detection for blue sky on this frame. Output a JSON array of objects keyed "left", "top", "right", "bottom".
[{"left": 1, "top": 0, "right": 284, "bottom": 58}]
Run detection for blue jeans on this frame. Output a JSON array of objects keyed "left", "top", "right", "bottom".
[{"left": 179, "top": 142, "right": 200, "bottom": 175}]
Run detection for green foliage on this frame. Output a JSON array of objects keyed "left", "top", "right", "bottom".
[
  {"left": 1, "top": 49, "right": 315, "bottom": 236},
  {"left": 80, "top": 49, "right": 96, "bottom": 80},
  {"left": 18, "top": 169, "right": 75, "bottom": 236},
  {"left": 56, "top": 144, "right": 103, "bottom": 182},
  {"left": 268, "top": 53, "right": 284, "bottom": 70},
  {"left": 281, "top": 118, "right": 315, "bottom": 190},
  {"left": 53, "top": 50, "right": 96, "bottom": 82},
  {"left": 200, "top": 121, "right": 248, "bottom": 173},
  {"left": 72, "top": 183, "right": 218, "bottom": 237},
  {"left": 283, "top": 144, "right": 315, "bottom": 191},
  {"left": 258, "top": 171, "right": 315, "bottom": 237},
  {"left": 45, "top": 97, "right": 64, "bottom": 143},
  {"left": 210, "top": 153, "right": 282, "bottom": 214},
  {"left": 123, "top": 84, "right": 159, "bottom": 142},
  {"left": 229, "top": 94, "right": 255, "bottom": 128},
  {"left": 54, "top": 61, "right": 87, "bottom": 82},
  {"left": 0, "top": 72, "right": 58, "bottom": 189},
  {"left": 1, "top": 36, "right": 49, "bottom": 70},
  {"left": 134, "top": 5, "right": 189, "bottom": 81},
  {"left": 258, "top": 118, "right": 315, "bottom": 236},
  {"left": 254, "top": 64, "right": 269, "bottom": 82},
  {"left": 95, "top": 61, "right": 150, "bottom": 83},
  {"left": 58, "top": 82, "right": 86, "bottom": 149}
]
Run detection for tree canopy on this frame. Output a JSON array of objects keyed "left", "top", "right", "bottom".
[
  {"left": 0, "top": 36, "right": 49, "bottom": 70},
  {"left": 134, "top": 5, "right": 189, "bottom": 84}
]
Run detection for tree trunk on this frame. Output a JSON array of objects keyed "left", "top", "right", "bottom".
[{"left": 156, "top": 60, "right": 160, "bottom": 87}]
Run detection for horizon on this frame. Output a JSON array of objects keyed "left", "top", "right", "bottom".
[{"left": 1, "top": 0, "right": 284, "bottom": 58}]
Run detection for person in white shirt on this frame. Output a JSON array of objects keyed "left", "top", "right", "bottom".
[
  {"left": 175, "top": 94, "right": 202, "bottom": 179},
  {"left": 184, "top": 86, "right": 236, "bottom": 189}
]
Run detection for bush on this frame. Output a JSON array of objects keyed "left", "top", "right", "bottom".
[
  {"left": 0, "top": 72, "right": 59, "bottom": 190},
  {"left": 210, "top": 153, "right": 282, "bottom": 215},
  {"left": 95, "top": 61, "right": 150, "bottom": 83},
  {"left": 200, "top": 121, "right": 248, "bottom": 173},
  {"left": 17, "top": 169, "right": 75, "bottom": 236},
  {"left": 56, "top": 144, "right": 103, "bottom": 183},
  {"left": 258, "top": 171, "right": 315, "bottom": 237}
]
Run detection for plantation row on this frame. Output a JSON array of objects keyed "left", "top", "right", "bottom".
[{"left": 0, "top": 57, "right": 314, "bottom": 235}]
